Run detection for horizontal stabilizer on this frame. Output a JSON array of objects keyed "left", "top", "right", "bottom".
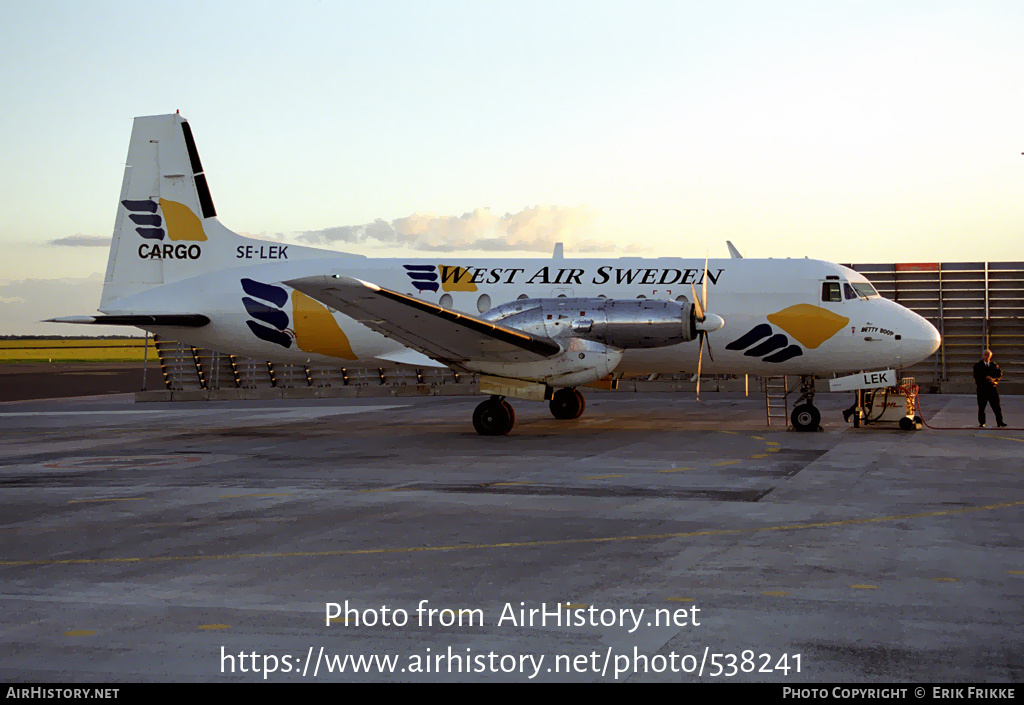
[
  {"left": 46, "top": 314, "right": 210, "bottom": 327},
  {"left": 285, "top": 275, "right": 561, "bottom": 365}
]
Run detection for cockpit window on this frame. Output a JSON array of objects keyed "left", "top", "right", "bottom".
[
  {"left": 844, "top": 283, "right": 857, "bottom": 300},
  {"left": 852, "top": 282, "right": 879, "bottom": 298},
  {"left": 821, "top": 282, "right": 842, "bottom": 302}
]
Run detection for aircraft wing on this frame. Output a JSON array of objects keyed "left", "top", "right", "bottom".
[{"left": 285, "top": 275, "right": 562, "bottom": 366}]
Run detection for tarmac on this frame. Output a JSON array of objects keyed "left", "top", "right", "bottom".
[{"left": 0, "top": 388, "right": 1021, "bottom": 682}]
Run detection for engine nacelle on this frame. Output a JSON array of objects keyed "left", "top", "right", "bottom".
[
  {"left": 465, "top": 337, "right": 623, "bottom": 388},
  {"left": 483, "top": 297, "right": 696, "bottom": 349}
]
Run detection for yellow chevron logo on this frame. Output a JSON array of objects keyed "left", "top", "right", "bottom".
[
  {"left": 158, "top": 199, "right": 208, "bottom": 241},
  {"left": 767, "top": 304, "right": 849, "bottom": 349},
  {"left": 439, "top": 265, "right": 478, "bottom": 292},
  {"left": 291, "top": 291, "right": 357, "bottom": 360}
]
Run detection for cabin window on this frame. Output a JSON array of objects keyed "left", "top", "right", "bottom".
[
  {"left": 821, "top": 282, "right": 842, "bottom": 302},
  {"left": 476, "top": 294, "right": 491, "bottom": 313},
  {"left": 517, "top": 294, "right": 529, "bottom": 300},
  {"left": 439, "top": 294, "right": 453, "bottom": 309}
]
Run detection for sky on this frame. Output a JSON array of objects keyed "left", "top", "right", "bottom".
[{"left": 2, "top": 1, "right": 1023, "bottom": 334}]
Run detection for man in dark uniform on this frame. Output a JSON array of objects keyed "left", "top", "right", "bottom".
[{"left": 973, "top": 349, "right": 1006, "bottom": 428}]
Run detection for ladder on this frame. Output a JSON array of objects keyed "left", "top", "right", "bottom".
[{"left": 764, "top": 375, "right": 790, "bottom": 427}]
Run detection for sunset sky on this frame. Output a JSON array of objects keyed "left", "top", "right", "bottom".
[{"left": 2, "top": 1, "right": 1023, "bottom": 334}]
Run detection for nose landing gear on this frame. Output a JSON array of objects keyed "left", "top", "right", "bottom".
[{"left": 790, "top": 375, "right": 822, "bottom": 432}]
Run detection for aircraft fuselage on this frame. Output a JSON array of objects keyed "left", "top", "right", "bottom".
[{"left": 105, "top": 253, "right": 940, "bottom": 378}]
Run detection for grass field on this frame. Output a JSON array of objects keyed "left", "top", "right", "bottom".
[{"left": 0, "top": 338, "right": 157, "bottom": 363}]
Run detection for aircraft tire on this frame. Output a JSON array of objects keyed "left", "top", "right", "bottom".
[
  {"left": 791, "top": 404, "right": 821, "bottom": 432},
  {"left": 899, "top": 416, "right": 916, "bottom": 431},
  {"left": 473, "top": 398, "right": 515, "bottom": 436},
  {"left": 501, "top": 400, "right": 517, "bottom": 430},
  {"left": 550, "top": 388, "right": 584, "bottom": 420},
  {"left": 573, "top": 389, "right": 586, "bottom": 419}
]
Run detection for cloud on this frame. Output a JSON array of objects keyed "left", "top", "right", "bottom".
[
  {"left": 237, "top": 231, "right": 290, "bottom": 243},
  {"left": 49, "top": 234, "right": 111, "bottom": 247},
  {"left": 0, "top": 275, "right": 126, "bottom": 336},
  {"left": 298, "top": 205, "right": 617, "bottom": 253}
]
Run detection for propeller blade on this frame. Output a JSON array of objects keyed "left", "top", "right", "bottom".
[
  {"left": 696, "top": 331, "right": 704, "bottom": 402},
  {"left": 702, "top": 253, "right": 709, "bottom": 318},
  {"left": 706, "top": 331, "right": 714, "bottom": 362},
  {"left": 690, "top": 282, "right": 704, "bottom": 321}
]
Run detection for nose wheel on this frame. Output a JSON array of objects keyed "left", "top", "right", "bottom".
[
  {"left": 550, "top": 388, "right": 586, "bottom": 420},
  {"left": 473, "top": 396, "right": 516, "bottom": 436},
  {"left": 790, "top": 375, "right": 822, "bottom": 432},
  {"left": 791, "top": 403, "right": 821, "bottom": 432}
]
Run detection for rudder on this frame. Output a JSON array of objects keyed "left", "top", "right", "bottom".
[{"left": 101, "top": 113, "right": 236, "bottom": 307}]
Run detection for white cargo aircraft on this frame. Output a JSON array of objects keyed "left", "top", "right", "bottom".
[{"left": 54, "top": 113, "right": 942, "bottom": 435}]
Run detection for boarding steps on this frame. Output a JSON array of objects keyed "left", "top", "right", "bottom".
[{"left": 764, "top": 375, "right": 790, "bottom": 427}]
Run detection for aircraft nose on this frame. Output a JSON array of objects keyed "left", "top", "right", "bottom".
[{"left": 902, "top": 312, "right": 941, "bottom": 366}]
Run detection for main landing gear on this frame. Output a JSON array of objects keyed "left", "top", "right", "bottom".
[
  {"left": 550, "top": 387, "right": 586, "bottom": 420},
  {"left": 790, "top": 375, "right": 822, "bottom": 433},
  {"left": 471, "top": 388, "right": 587, "bottom": 435},
  {"left": 472, "top": 396, "right": 516, "bottom": 436}
]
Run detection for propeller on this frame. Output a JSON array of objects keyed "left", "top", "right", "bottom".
[{"left": 690, "top": 254, "right": 725, "bottom": 401}]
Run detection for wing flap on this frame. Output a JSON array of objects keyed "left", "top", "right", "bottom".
[{"left": 285, "top": 275, "right": 561, "bottom": 365}]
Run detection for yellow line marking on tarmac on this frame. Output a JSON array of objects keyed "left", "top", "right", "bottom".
[
  {"left": 357, "top": 487, "right": 407, "bottom": 493},
  {"left": 850, "top": 584, "right": 877, "bottom": 589},
  {"left": 658, "top": 467, "right": 693, "bottom": 474},
  {"left": 197, "top": 624, "right": 230, "bottom": 630},
  {"left": 1008, "top": 570, "right": 1024, "bottom": 576},
  {"left": 767, "top": 447, "right": 781, "bottom": 453},
  {"left": 765, "top": 441, "right": 781, "bottom": 446},
  {"left": 713, "top": 460, "right": 741, "bottom": 466},
  {"left": 721, "top": 431, "right": 737, "bottom": 435},
  {"left": 666, "top": 597, "right": 695, "bottom": 602},
  {"left": 750, "top": 436, "right": 765, "bottom": 441},
  {"left": 750, "top": 454, "right": 768, "bottom": 459},
  {"left": 63, "top": 630, "right": 96, "bottom": 636},
  {"left": 5, "top": 499, "right": 1022, "bottom": 568},
  {"left": 220, "top": 493, "right": 292, "bottom": 498},
  {"left": 67, "top": 497, "right": 147, "bottom": 504},
  {"left": 563, "top": 603, "right": 589, "bottom": 609},
  {"left": 581, "top": 474, "right": 624, "bottom": 480},
  {"left": 763, "top": 591, "right": 789, "bottom": 597},
  {"left": 491, "top": 482, "right": 534, "bottom": 487},
  {"left": 931, "top": 578, "right": 958, "bottom": 583}
]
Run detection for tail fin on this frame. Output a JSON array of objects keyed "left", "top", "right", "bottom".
[{"left": 102, "top": 113, "right": 245, "bottom": 308}]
